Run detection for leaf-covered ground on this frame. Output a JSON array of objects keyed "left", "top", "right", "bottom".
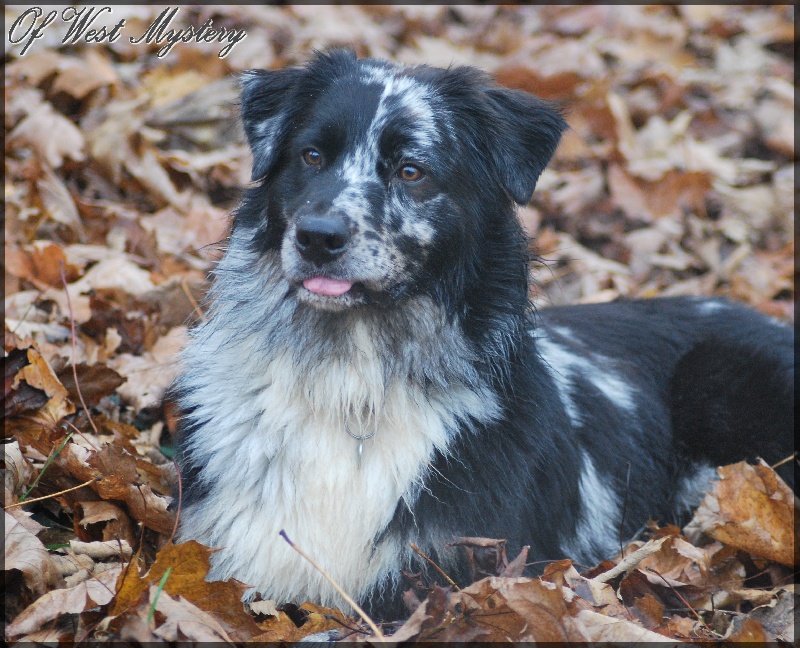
[{"left": 4, "top": 5, "right": 795, "bottom": 643}]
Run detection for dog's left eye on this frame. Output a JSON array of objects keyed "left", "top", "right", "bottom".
[
  {"left": 302, "top": 148, "right": 322, "bottom": 166},
  {"left": 398, "top": 164, "right": 424, "bottom": 183}
]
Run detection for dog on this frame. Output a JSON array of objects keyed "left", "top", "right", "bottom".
[{"left": 173, "top": 49, "right": 794, "bottom": 620}]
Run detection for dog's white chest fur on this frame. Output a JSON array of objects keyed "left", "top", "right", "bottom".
[{"left": 177, "top": 260, "right": 499, "bottom": 607}]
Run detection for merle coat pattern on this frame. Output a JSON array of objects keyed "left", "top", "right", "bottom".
[{"left": 174, "top": 50, "right": 794, "bottom": 620}]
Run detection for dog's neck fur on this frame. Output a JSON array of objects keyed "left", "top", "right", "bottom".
[{"left": 176, "top": 226, "right": 503, "bottom": 606}]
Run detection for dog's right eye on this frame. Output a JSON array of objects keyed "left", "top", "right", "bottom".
[{"left": 301, "top": 148, "right": 322, "bottom": 166}]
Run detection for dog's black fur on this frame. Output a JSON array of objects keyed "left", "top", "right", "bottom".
[{"left": 174, "top": 50, "right": 794, "bottom": 620}]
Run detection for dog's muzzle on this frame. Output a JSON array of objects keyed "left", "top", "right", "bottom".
[
  {"left": 295, "top": 214, "right": 350, "bottom": 266},
  {"left": 291, "top": 212, "right": 359, "bottom": 299}
]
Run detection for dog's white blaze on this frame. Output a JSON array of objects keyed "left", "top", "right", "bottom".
[
  {"left": 338, "top": 143, "right": 378, "bottom": 187},
  {"left": 534, "top": 334, "right": 581, "bottom": 425},
  {"left": 361, "top": 64, "right": 395, "bottom": 86},
  {"left": 178, "top": 247, "right": 499, "bottom": 608},
  {"left": 584, "top": 364, "right": 637, "bottom": 413},
  {"left": 536, "top": 328, "right": 637, "bottom": 416},
  {"left": 369, "top": 72, "right": 438, "bottom": 156},
  {"left": 562, "top": 451, "right": 620, "bottom": 561}
]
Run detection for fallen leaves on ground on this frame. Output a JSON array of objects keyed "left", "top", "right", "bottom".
[{"left": 4, "top": 4, "right": 795, "bottom": 643}]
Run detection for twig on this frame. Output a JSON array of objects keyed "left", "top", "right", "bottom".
[
  {"left": 168, "top": 459, "right": 183, "bottom": 545},
  {"left": 771, "top": 452, "right": 796, "bottom": 470},
  {"left": 279, "top": 529, "right": 385, "bottom": 641},
  {"left": 618, "top": 461, "right": 631, "bottom": 559},
  {"left": 63, "top": 417, "right": 99, "bottom": 451},
  {"left": 181, "top": 279, "right": 205, "bottom": 322},
  {"left": 59, "top": 261, "right": 99, "bottom": 436},
  {"left": 592, "top": 536, "right": 668, "bottom": 584},
  {"left": 645, "top": 566, "right": 716, "bottom": 634},
  {"left": 7, "top": 476, "right": 101, "bottom": 509},
  {"left": 410, "top": 542, "right": 460, "bottom": 591}
]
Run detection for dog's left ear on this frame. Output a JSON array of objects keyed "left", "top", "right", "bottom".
[
  {"left": 240, "top": 67, "right": 304, "bottom": 180},
  {"left": 483, "top": 88, "right": 567, "bottom": 205}
]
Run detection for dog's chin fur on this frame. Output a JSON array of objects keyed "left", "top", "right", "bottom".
[
  {"left": 294, "top": 287, "right": 365, "bottom": 311},
  {"left": 174, "top": 50, "right": 794, "bottom": 620}
]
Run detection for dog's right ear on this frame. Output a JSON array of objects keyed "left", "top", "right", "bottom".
[{"left": 240, "top": 67, "right": 304, "bottom": 180}]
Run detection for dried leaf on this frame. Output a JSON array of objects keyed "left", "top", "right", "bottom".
[
  {"left": 60, "top": 443, "right": 175, "bottom": 535},
  {"left": 745, "top": 589, "right": 795, "bottom": 642},
  {"left": 572, "top": 608, "right": 680, "bottom": 643},
  {"left": 68, "top": 538, "right": 133, "bottom": 561},
  {"left": 4, "top": 511, "right": 63, "bottom": 597},
  {"left": 5, "top": 441, "right": 35, "bottom": 496},
  {"left": 150, "top": 589, "right": 234, "bottom": 643},
  {"left": 6, "top": 563, "right": 120, "bottom": 638},
  {"left": 686, "top": 460, "right": 796, "bottom": 566},
  {"left": 111, "top": 541, "right": 261, "bottom": 642},
  {"left": 76, "top": 500, "right": 135, "bottom": 545},
  {"left": 391, "top": 584, "right": 453, "bottom": 642},
  {"left": 11, "top": 347, "right": 75, "bottom": 423},
  {"left": 8, "top": 101, "right": 86, "bottom": 168},
  {"left": 56, "top": 363, "right": 126, "bottom": 406},
  {"left": 444, "top": 577, "right": 585, "bottom": 642}
]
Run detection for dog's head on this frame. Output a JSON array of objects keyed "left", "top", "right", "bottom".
[{"left": 237, "top": 50, "right": 566, "bottom": 313}]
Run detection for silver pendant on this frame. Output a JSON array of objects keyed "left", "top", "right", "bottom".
[{"left": 346, "top": 422, "right": 375, "bottom": 468}]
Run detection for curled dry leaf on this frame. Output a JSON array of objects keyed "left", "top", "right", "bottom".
[
  {"left": 447, "top": 577, "right": 585, "bottom": 642},
  {"left": 50, "top": 49, "right": 118, "bottom": 99},
  {"left": 109, "top": 326, "right": 187, "bottom": 410},
  {"left": 2, "top": 4, "right": 794, "bottom": 642},
  {"left": 725, "top": 616, "right": 768, "bottom": 642},
  {"left": 685, "top": 460, "right": 796, "bottom": 566},
  {"left": 253, "top": 602, "right": 352, "bottom": 643},
  {"left": 11, "top": 346, "right": 75, "bottom": 423},
  {"left": 449, "top": 536, "right": 509, "bottom": 580},
  {"left": 149, "top": 588, "right": 234, "bottom": 643},
  {"left": 76, "top": 499, "right": 136, "bottom": 545},
  {"left": 62, "top": 443, "right": 175, "bottom": 535},
  {"left": 5, "top": 564, "right": 122, "bottom": 638},
  {"left": 744, "top": 589, "right": 795, "bottom": 643},
  {"left": 390, "top": 583, "right": 453, "bottom": 642},
  {"left": 37, "top": 163, "right": 84, "bottom": 234},
  {"left": 7, "top": 100, "right": 86, "bottom": 168},
  {"left": 4, "top": 241, "right": 81, "bottom": 291},
  {"left": 68, "top": 538, "right": 133, "bottom": 561},
  {"left": 634, "top": 533, "right": 710, "bottom": 586},
  {"left": 558, "top": 563, "right": 620, "bottom": 609},
  {"left": 72, "top": 257, "right": 157, "bottom": 297},
  {"left": 4, "top": 511, "right": 63, "bottom": 598},
  {"left": 4, "top": 440, "right": 35, "bottom": 496}
]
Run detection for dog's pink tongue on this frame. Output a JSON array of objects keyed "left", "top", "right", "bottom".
[{"left": 303, "top": 277, "right": 353, "bottom": 296}]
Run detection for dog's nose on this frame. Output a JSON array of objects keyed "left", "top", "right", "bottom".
[{"left": 295, "top": 215, "right": 350, "bottom": 265}]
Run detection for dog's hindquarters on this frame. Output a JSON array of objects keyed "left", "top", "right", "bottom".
[{"left": 668, "top": 307, "right": 794, "bottom": 489}]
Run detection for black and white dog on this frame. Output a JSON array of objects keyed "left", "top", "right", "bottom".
[{"left": 174, "top": 50, "right": 794, "bottom": 619}]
